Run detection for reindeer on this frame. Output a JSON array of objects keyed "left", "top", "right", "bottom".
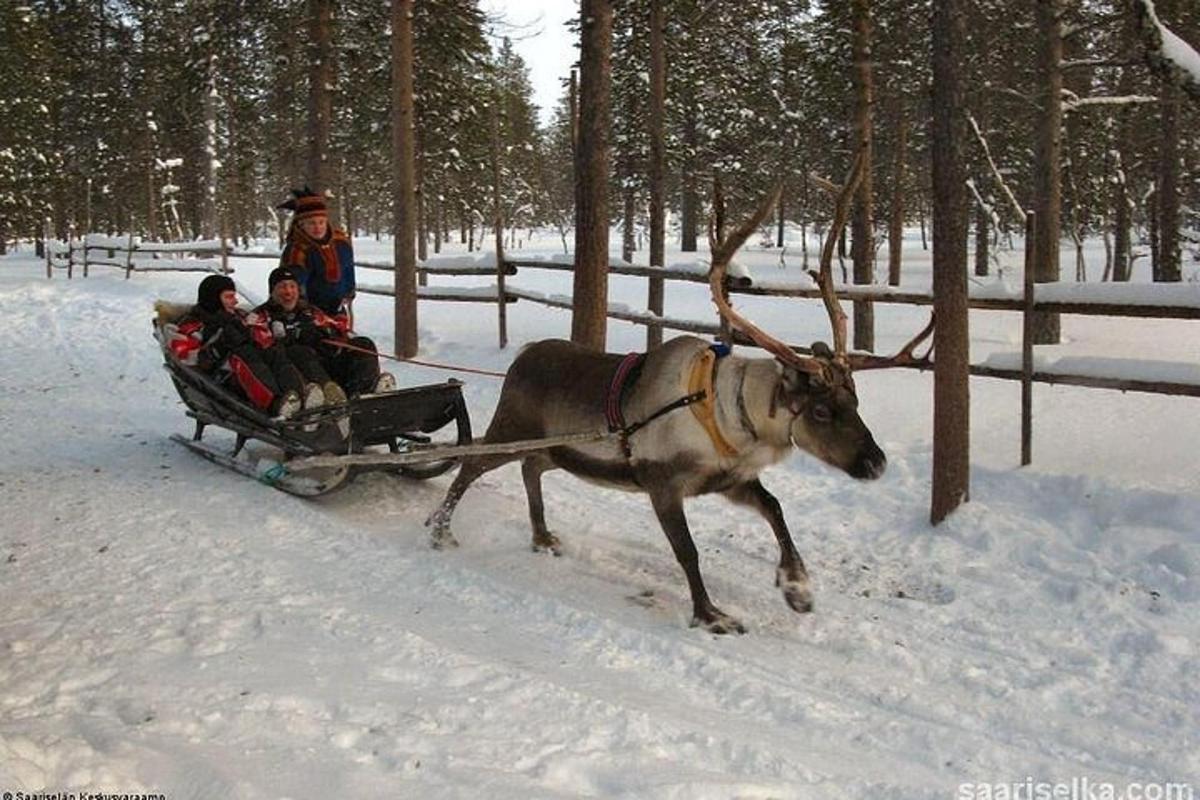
[{"left": 427, "top": 158, "right": 933, "bottom": 634}]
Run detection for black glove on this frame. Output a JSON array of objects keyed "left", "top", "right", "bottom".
[{"left": 219, "top": 319, "right": 250, "bottom": 350}]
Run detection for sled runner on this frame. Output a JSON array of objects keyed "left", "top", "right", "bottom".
[{"left": 154, "top": 315, "right": 473, "bottom": 496}]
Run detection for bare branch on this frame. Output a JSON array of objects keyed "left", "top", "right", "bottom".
[{"left": 966, "top": 113, "right": 1027, "bottom": 224}]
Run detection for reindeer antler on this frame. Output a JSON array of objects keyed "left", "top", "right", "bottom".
[
  {"left": 847, "top": 314, "right": 935, "bottom": 371},
  {"left": 708, "top": 157, "right": 934, "bottom": 379},
  {"left": 810, "top": 152, "right": 935, "bottom": 372},
  {"left": 809, "top": 151, "right": 866, "bottom": 362},
  {"left": 707, "top": 185, "right": 827, "bottom": 373}
]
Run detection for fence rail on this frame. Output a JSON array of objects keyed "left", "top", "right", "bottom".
[{"left": 43, "top": 223, "right": 231, "bottom": 279}]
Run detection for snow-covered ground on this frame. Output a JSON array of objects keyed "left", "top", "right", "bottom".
[{"left": 1, "top": 231, "right": 1197, "bottom": 799}]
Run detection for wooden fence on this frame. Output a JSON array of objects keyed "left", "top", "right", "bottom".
[
  {"left": 354, "top": 248, "right": 1200, "bottom": 467},
  {"left": 43, "top": 228, "right": 1199, "bottom": 465},
  {"left": 44, "top": 221, "right": 231, "bottom": 280}
]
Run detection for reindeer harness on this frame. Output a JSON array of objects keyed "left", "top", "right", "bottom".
[{"left": 604, "top": 345, "right": 739, "bottom": 460}]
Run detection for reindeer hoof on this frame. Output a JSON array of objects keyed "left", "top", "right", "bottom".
[
  {"left": 430, "top": 529, "right": 459, "bottom": 550},
  {"left": 531, "top": 531, "right": 562, "bottom": 556},
  {"left": 691, "top": 610, "right": 747, "bottom": 635},
  {"left": 777, "top": 567, "right": 814, "bottom": 613}
]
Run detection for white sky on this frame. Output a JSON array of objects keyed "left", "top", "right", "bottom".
[{"left": 483, "top": 0, "right": 577, "bottom": 124}]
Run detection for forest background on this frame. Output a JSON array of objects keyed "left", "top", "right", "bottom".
[{"left": 2, "top": 0, "right": 1197, "bottom": 288}]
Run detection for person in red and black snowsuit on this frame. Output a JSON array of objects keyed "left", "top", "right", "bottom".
[
  {"left": 278, "top": 188, "right": 356, "bottom": 317},
  {"left": 168, "top": 274, "right": 306, "bottom": 418},
  {"left": 254, "top": 266, "right": 393, "bottom": 398}
]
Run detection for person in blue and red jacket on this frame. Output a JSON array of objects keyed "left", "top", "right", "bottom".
[
  {"left": 278, "top": 187, "right": 356, "bottom": 316},
  {"left": 168, "top": 274, "right": 307, "bottom": 419},
  {"left": 254, "top": 266, "right": 395, "bottom": 398}
]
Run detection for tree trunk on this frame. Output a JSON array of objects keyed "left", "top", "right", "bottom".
[
  {"left": 571, "top": 0, "right": 613, "bottom": 351},
  {"left": 1156, "top": 73, "right": 1181, "bottom": 282},
  {"left": 930, "top": 0, "right": 970, "bottom": 525},
  {"left": 391, "top": 0, "right": 418, "bottom": 358},
  {"left": 850, "top": 0, "right": 875, "bottom": 352},
  {"left": 777, "top": 189, "right": 786, "bottom": 248},
  {"left": 201, "top": 12, "right": 218, "bottom": 240},
  {"left": 888, "top": 97, "right": 907, "bottom": 286},
  {"left": 646, "top": 0, "right": 666, "bottom": 350},
  {"left": 307, "top": 0, "right": 335, "bottom": 197},
  {"left": 1149, "top": 190, "right": 1159, "bottom": 275},
  {"left": 680, "top": 91, "right": 699, "bottom": 253},
  {"left": 416, "top": 141, "right": 428, "bottom": 263},
  {"left": 433, "top": 192, "right": 442, "bottom": 254},
  {"left": 622, "top": 157, "right": 635, "bottom": 263},
  {"left": 974, "top": 200, "right": 989, "bottom": 276},
  {"left": 1031, "top": 0, "right": 1063, "bottom": 343}
]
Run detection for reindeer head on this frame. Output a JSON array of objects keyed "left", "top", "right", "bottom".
[
  {"left": 707, "top": 157, "right": 933, "bottom": 481},
  {"left": 774, "top": 348, "right": 885, "bottom": 479}
]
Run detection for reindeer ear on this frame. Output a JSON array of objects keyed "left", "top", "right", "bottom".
[
  {"left": 781, "top": 363, "right": 831, "bottom": 393},
  {"left": 811, "top": 341, "right": 834, "bottom": 359},
  {"left": 780, "top": 364, "right": 807, "bottom": 394}
]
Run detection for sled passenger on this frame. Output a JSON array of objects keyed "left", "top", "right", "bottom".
[
  {"left": 277, "top": 187, "right": 356, "bottom": 317},
  {"left": 254, "top": 266, "right": 396, "bottom": 398},
  {"left": 168, "top": 274, "right": 312, "bottom": 419}
]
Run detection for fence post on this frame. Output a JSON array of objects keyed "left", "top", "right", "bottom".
[
  {"left": 219, "top": 216, "right": 230, "bottom": 274},
  {"left": 124, "top": 230, "right": 136, "bottom": 279},
  {"left": 67, "top": 223, "right": 75, "bottom": 279},
  {"left": 1021, "top": 211, "right": 1037, "bottom": 466},
  {"left": 491, "top": 87, "right": 507, "bottom": 350},
  {"left": 44, "top": 218, "right": 52, "bottom": 279}
]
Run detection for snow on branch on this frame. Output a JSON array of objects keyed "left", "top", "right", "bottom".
[
  {"left": 966, "top": 113, "right": 1027, "bottom": 224},
  {"left": 1063, "top": 94, "right": 1159, "bottom": 111},
  {"left": 1133, "top": 0, "right": 1200, "bottom": 101}
]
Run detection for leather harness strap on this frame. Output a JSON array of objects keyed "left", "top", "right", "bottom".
[
  {"left": 604, "top": 345, "right": 739, "bottom": 460},
  {"left": 605, "top": 352, "right": 644, "bottom": 434},
  {"left": 687, "top": 348, "right": 739, "bottom": 457}
]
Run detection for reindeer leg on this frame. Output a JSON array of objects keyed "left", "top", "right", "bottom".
[
  {"left": 426, "top": 454, "right": 510, "bottom": 550},
  {"left": 724, "top": 479, "right": 813, "bottom": 613},
  {"left": 521, "top": 455, "right": 562, "bottom": 555},
  {"left": 648, "top": 490, "right": 746, "bottom": 634}
]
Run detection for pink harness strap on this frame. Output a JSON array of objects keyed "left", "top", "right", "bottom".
[{"left": 605, "top": 352, "right": 644, "bottom": 433}]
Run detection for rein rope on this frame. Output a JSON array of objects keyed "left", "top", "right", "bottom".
[{"left": 322, "top": 338, "right": 509, "bottom": 379}]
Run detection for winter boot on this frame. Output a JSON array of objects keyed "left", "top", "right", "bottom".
[
  {"left": 274, "top": 390, "right": 302, "bottom": 421},
  {"left": 303, "top": 382, "right": 326, "bottom": 410},
  {"left": 321, "top": 381, "right": 351, "bottom": 440},
  {"left": 321, "top": 381, "right": 348, "bottom": 407},
  {"left": 373, "top": 372, "right": 397, "bottom": 393},
  {"left": 301, "top": 383, "right": 325, "bottom": 432}
]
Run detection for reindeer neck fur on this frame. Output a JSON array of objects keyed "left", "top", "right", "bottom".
[
  {"left": 707, "top": 354, "right": 794, "bottom": 465},
  {"left": 618, "top": 339, "right": 794, "bottom": 488}
]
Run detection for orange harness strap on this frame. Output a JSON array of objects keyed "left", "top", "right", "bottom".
[{"left": 687, "top": 349, "right": 739, "bottom": 458}]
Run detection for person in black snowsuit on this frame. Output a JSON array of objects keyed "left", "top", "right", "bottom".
[
  {"left": 253, "top": 267, "right": 391, "bottom": 399},
  {"left": 168, "top": 274, "right": 306, "bottom": 418}
]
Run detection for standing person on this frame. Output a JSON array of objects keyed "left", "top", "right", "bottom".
[
  {"left": 255, "top": 266, "right": 396, "bottom": 398},
  {"left": 278, "top": 187, "right": 356, "bottom": 316},
  {"left": 167, "top": 274, "right": 311, "bottom": 419}
]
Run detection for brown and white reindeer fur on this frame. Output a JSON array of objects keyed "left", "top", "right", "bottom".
[{"left": 427, "top": 160, "right": 931, "bottom": 634}]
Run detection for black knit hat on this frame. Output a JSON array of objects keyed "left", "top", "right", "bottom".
[
  {"left": 268, "top": 266, "right": 301, "bottom": 293},
  {"left": 197, "top": 274, "right": 236, "bottom": 313}
]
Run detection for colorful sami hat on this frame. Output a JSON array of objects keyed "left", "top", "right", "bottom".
[{"left": 278, "top": 186, "right": 327, "bottom": 221}]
